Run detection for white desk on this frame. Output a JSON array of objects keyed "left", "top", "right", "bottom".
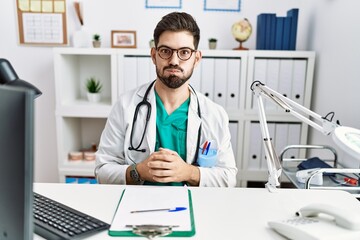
[{"left": 34, "top": 183, "right": 360, "bottom": 239}]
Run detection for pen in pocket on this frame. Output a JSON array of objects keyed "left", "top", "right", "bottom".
[{"left": 201, "top": 141, "right": 208, "bottom": 154}]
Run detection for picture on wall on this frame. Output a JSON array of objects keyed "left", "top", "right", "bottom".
[{"left": 111, "top": 30, "right": 137, "bottom": 48}]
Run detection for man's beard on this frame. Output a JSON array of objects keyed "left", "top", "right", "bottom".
[{"left": 156, "top": 65, "right": 193, "bottom": 89}]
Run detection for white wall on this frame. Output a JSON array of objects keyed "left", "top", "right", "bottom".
[{"left": 1, "top": 0, "right": 359, "bottom": 182}]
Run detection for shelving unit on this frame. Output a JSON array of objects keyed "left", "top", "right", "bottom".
[{"left": 53, "top": 48, "right": 315, "bottom": 186}]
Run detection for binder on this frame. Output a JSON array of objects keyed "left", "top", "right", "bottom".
[
  {"left": 253, "top": 58, "right": 267, "bottom": 109},
  {"left": 136, "top": 57, "right": 152, "bottom": 87},
  {"left": 260, "top": 122, "right": 275, "bottom": 170},
  {"left": 275, "top": 17, "right": 285, "bottom": 50},
  {"left": 278, "top": 59, "right": 293, "bottom": 100},
  {"left": 265, "top": 59, "right": 280, "bottom": 110},
  {"left": 213, "top": 58, "right": 227, "bottom": 108},
  {"left": 291, "top": 59, "right": 307, "bottom": 105},
  {"left": 256, "top": 14, "right": 267, "bottom": 50},
  {"left": 123, "top": 56, "right": 138, "bottom": 92},
  {"left": 248, "top": 122, "right": 262, "bottom": 170},
  {"left": 200, "top": 58, "right": 215, "bottom": 100},
  {"left": 226, "top": 58, "right": 241, "bottom": 109},
  {"left": 287, "top": 8, "right": 299, "bottom": 50},
  {"left": 285, "top": 123, "right": 301, "bottom": 159},
  {"left": 229, "top": 121, "right": 239, "bottom": 152},
  {"left": 190, "top": 61, "right": 201, "bottom": 91},
  {"left": 274, "top": 123, "right": 289, "bottom": 156},
  {"left": 282, "top": 16, "right": 292, "bottom": 50},
  {"left": 109, "top": 186, "right": 195, "bottom": 237}
]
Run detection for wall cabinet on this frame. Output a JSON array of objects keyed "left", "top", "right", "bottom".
[{"left": 54, "top": 48, "right": 315, "bottom": 186}]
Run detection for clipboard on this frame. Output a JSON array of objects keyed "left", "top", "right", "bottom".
[{"left": 108, "top": 186, "right": 196, "bottom": 237}]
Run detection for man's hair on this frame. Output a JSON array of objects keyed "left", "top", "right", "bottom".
[{"left": 153, "top": 12, "right": 200, "bottom": 49}]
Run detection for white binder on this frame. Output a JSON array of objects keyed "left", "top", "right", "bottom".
[
  {"left": 274, "top": 123, "right": 289, "bottom": 156},
  {"left": 213, "top": 58, "right": 227, "bottom": 108},
  {"left": 229, "top": 121, "right": 239, "bottom": 153},
  {"left": 260, "top": 122, "right": 276, "bottom": 170},
  {"left": 253, "top": 59, "right": 267, "bottom": 109},
  {"left": 248, "top": 122, "right": 262, "bottom": 170},
  {"left": 265, "top": 59, "right": 280, "bottom": 110},
  {"left": 136, "top": 57, "right": 152, "bottom": 87},
  {"left": 291, "top": 59, "right": 307, "bottom": 105},
  {"left": 200, "top": 58, "right": 215, "bottom": 100},
  {"left": 285, "top": 123, "right": 301, "bottom": 159},
  {"left": 278, "top": 59, "right": 293, "bottom": 100},
  {"left": 226, "top": 58, "right": 241, "bottom": 109},
  {"left": 190, "top": 61, "right": 201, "bottom": 91},
  {"left": 123, "top": 57, "right": 137, "bottom": 92}
]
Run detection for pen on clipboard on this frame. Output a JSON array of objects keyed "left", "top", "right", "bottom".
[{"left": 130, "top": 207, "right": 187, "bottom": 214}]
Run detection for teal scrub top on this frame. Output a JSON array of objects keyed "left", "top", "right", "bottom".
[{"left": 144, "top": 91, "right": 189, "bottom": 186}]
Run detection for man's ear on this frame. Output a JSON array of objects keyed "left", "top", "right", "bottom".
[
  {"left": 150, "top": 47, "right": 156, "bottom": 64},
  {"left": 194, "top": 50, "right": 202, "bottom": 68}
]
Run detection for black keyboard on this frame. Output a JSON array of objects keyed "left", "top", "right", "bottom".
[{"left": 33, "top": 192, "right": 110, "bottom": 240}]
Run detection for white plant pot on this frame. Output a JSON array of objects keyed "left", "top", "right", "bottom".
[{"left": 87, "top": 92, "right": 101, "bottom": 103}]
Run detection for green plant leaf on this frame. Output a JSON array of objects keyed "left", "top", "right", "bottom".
[{"left": 86, "top": 77, "right": 102, "bottom": 93}]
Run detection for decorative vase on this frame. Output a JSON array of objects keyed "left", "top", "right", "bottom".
[
  {"left": 73, "top": 26, "right": 91, "bottom": 48},
  {"left": 209, "top": 41, "right": 217, "bottom": 50},
  {"left": 92, "top": 41, "right": 101, "bottom": 48},
  {"left": 87, "top": 92, "right": 101, "bottom": 103}
]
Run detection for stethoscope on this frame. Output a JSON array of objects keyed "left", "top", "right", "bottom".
[{"left": 128, "top": 80, "right": 202, "bottom": 165}]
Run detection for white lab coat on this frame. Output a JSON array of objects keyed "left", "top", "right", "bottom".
[{"left": 95, "top": 81, "right": 238, "bottom": 187}]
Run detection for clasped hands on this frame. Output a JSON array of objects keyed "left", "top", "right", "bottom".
[{"left": 136, "top": 148, "right": 199, "bottom": 185}]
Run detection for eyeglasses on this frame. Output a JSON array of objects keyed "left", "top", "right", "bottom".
[{"left": 156, "top": 46, "right": 196, "bottom": 61}]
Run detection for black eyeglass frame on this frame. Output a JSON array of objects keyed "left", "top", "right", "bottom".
[{"left": 156, "top": 46, "right": 197, "bottom": 61}]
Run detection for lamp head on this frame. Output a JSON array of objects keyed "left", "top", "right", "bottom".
[{"left": 0, "top": 58, "right": 42, "bottom": 98}]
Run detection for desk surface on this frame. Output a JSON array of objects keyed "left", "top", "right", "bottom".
[{"left": 34, "top": 183, "right": 360, "bottom": 239}]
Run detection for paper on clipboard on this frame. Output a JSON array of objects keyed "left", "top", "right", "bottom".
[{"left": 109, "top": 186, "right": 194, "bottom": 235}]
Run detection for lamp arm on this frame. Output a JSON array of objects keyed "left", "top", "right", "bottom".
[
  {"left": 250, "top": 81, "right": 339, "bottom": 192},
  {"left": 251, "top": 81, "right": 339, "bottom": 135}
]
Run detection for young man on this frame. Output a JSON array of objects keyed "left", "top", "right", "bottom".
[{"left": 95, "top": 12, "right": 237, "bottom": 187}]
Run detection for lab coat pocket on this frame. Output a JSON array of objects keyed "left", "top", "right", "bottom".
[{"left": 198, "top": 140, "right": 218, "bottom": 168}]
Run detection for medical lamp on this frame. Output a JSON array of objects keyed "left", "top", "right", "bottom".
[
  {"left": 250, "top": 81, "right": 360, "bottom": 192},
  {"left": 0, "top": 58, "right": 42, "bottom": 97}
]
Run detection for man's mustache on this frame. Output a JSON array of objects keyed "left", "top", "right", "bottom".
[{"left": 164, "top": 66, "right": 183, "bottom": 72}]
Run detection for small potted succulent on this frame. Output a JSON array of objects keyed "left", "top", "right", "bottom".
[
  {"left": 86, "top": 77, "right": 102, "bottom": 102},
  {"left": 92, "top": 34, "right": 101, "bottom": 48},
  {"left": 208, "top": 38, "right": 217, "bottom": 49}
]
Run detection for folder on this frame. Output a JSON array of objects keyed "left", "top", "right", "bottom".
[
  {"left": 247, "top": 122, "right": 262, "bottom": 170},
  {"left": 226, "top": 58, "right": 241, "bottom": 109},
  {"left": 200, "top": 58, "right": 215, "bottom": 100},
  {"left": 136, "top": 57, "right": 152, "bottom": 87},
  {"left": 278, "top": 59, "right": 293, "bottom": 100},
  {"left": 253, "top": 58, "right": 267, "bottom": 109},
  {"left": 213, "top": 58, "right": 227, "bottom": 108},
  {"left": 191, "top": 60, "right": 201, "bottom": 91},
  {"left": 109, "top": 186, "right": 195, "bottom": 237},
  {"left": 291, "top": 59, "right": 307, "bottom": 105},
  {"left": 265, "top": 59, "right": 280, "bottom": 110},
  {"left": 260, "top": 122, "right": 275, "bottom": 170},
  {"left": 123, "top": 56, "right": 138, "bottom": 92}
]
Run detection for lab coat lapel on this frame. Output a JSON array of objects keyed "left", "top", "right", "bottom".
[{"left": 186, "top": 90, "right": 201, "bottom": 164}]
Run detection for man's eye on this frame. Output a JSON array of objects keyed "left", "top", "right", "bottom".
[
  {"left": 180, "top": 49, "right": 190, "bottom": 55},
  {"left": 161, "top": 48, "right": 171, "bottom": 54}
]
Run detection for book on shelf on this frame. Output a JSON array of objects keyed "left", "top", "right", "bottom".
[{"left": 287, "top": 8, "right": 299, "bottom": 50}]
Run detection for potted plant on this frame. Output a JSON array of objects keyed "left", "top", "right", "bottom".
[
  {"left": 208, "top": 38, "right": 217, "bottom": 49},
  {"left": 92, "top": 34, "right": 101, "bottom": 48},
  {"left": 149, "top": 39, "right": 155, "bottom": 48},
  {"left": 86, "top": 77, "right": 102, "bottom": 102}
]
